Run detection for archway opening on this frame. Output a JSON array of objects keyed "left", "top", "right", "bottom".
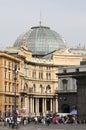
[{"left": 61, "top": 104, "right": 70, "bottom": 113}]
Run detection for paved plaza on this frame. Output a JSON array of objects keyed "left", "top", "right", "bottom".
[{"left": 0, "top": 123, "right": 86, "bottom": 130}]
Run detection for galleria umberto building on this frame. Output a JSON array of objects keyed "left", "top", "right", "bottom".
[{"left": 0, "top": 25, "right": 84, "bottom": 117}]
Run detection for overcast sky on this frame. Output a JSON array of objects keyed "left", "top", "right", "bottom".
[{"left": 0, "top": 0, "right": 86, "bottom": 50}]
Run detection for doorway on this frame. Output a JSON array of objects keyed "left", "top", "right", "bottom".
[
  {"left": 39, "top": 98, "right": 42, "bottom": 113},
  {"left": 61, "top": 104, "right": 70, "bottom": 113}
]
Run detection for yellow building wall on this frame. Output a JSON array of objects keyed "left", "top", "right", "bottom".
[{"left": 0, "top": 47, "right": 84, "bottom": 117}]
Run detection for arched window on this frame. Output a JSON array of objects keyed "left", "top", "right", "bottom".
[
  {"left": 33, "top": 84, "right": 36, "bottom": 92},
  {"left": 46, "top": 85, "right": 51, "bottom": 93},
  {"left": 24, "top": 83, "right": 28, "bottom": 90},
  {"left": 40, "top": 85, "right": 43, "bottom": 93}
]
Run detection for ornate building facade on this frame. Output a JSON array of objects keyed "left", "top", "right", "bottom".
[
  {"left": 57, "top": 62, "right": 86, "bottom": 121},
  {"left": 0, "top": 25, "right": 84, "bottom": 117},
  {"left": 56, "top": 66, "right": 77, "bottom": 113}
]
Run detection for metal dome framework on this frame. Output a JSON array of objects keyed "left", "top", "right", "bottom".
[{"left": 14, "top": 26, "right": 67, "bottom": 57}]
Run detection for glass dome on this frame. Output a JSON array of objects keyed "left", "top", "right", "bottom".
[{"left": 14, "top": 25, "right": 67, "bottom": 57}]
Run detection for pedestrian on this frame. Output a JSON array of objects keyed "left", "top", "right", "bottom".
[
  {"left": 34, "top": 116, "right": 38, "bottom": 124},
  {"left": 42, "top": 116, "right": 46, "bottom": 125},
  {"left": 46, "top": 116, "right": 50, "bottom": 126},
  {"left": 8, "top": 117, "right": 12, "bottom": 128},
  {"left": 55, "top": 116, "right": 59, "bottom": 124}
]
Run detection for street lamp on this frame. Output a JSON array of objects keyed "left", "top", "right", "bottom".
[
  {"left": 13, "top": 63, "right": 18, "bottom": 125},
  {"left": 14, "top": 64, "right": 17, "bottom": 113}
]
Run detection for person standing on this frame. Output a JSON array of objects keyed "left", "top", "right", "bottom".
[
  {"left": 34, "top": 116, "right": 38, "bottom": 124},
  {"left": 8, "top": 118, "right": 12, "bottom": 128},
  {"left": 46, "top": 116, "right": 50, "bottom": 126}
]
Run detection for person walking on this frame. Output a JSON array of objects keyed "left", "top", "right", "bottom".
[
  {"left": 46, "top": 116, "right": 50, "bottom": 126},
  {"left": 34, "top": 116, "right": 38, "bottom": 124},
  {"left": 8, "top": 117, "right": 12, "bottom": 128}
]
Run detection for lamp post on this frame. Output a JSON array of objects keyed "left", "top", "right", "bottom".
[
  {"left": 13, "top": 63, "right": 18, "bottom": 125},
  {"left": 14, "top": 65, "right": 17, "bottom": 114}
]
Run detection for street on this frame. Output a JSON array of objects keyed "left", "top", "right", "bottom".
[{"left": 0, "top": 123, "right": 86, "bottom": 130}]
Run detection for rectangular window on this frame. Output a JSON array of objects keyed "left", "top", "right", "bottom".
[
  {"left": 9, "top": 97, "right": 11, "bottom": 103},
  {"left": 5, "top": 68, "right": 7, "bottom": 79},
  {"left": 32, "top": 71, "right": 36, "bottom": 79},
  {"left": 8, "top": 62, "right": 11, "bottom": 70},
  {"left": 46, "top": 73, "right": 48, "bottom": 80},
  {"left": 46, "top": 73, "right": 51, "bottom": 80},
  {"left": 62, "top": 79, "right": 68, "bottom": 91},
  {"left": 9, "top": 72, "right": 10, "bottom": 80},
  {"left": 4, "top": 60, "right": 6, "bottom": 66},
  {"left": 46, "top": 67, "right": 51, "bottom": 70},
  {"left": 12, "top": 97, "right": 15, "bottom": 104},
  {"left": 63, "top": 69, "right": 67, "bottom": 73},
  {"left": 5, "top": 83, "right": 7, "bottom": 92},
  {"left": 5, "top": 97, "right": 7, "bottom": 103},
  {"left": 39, "top": 72, "right": 43, "bottom": 79},
  {"left": 9, "top": 85, "right": 10, "bottom": 92},
  {"left": 12, "top": 83, "right": 14, "bottom": 92}
]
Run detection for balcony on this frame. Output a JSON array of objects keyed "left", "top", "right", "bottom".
[{"left": 20, "top": 89, "right": 28, "bottom": 94}]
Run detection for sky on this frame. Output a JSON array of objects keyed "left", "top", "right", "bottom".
[{"left": 0, "top": 0, "right": 86, "bottom": 50}]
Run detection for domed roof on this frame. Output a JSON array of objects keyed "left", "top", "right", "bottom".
[{"left": 14, "top": 25, "right": 67, "bottom": 57}]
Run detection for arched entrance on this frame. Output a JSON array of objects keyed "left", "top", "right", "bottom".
[{"left": 61, "top": 104, "right": 70, "bottom": 113}]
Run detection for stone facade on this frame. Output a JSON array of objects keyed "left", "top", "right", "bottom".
[{"left": 0, "top": 46, "right": 83, "bottom": 117}]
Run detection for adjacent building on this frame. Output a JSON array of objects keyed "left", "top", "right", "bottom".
[
  {"left": 56, "top": 66, "right": 77, "bottom": 113},
  {"left": 57, "top": 61, "right": 86, "bottom": 121}
]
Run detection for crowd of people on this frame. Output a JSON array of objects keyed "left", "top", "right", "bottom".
[
  {"left": 0, "top": 116, "right": 20, "bottom": 128},
  {"left": 33, "top": 114, "right": 78, "bottom": 125},
  {"left": 0, "top": 113, "right": 81, "bottom": 128}
]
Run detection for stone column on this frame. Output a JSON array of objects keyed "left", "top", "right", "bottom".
[
  {"left": 50, "top": 98, "right": 53, "bottom": 112},
  {"left": 44, "top": 98, "right": 46, "bottom": 113},
  {"left": 28, "top": 97, "right": 29, "bottom": 114},
  {"left": 32, "top": 98, "right": 34, "bottom": 114},
  {"left": 35, "top": 98, "right": 39, "bottom": 116},
  {"left": 29, "top": 97, "right": 32, "bottom": 113},
  {"left": 35, "top": 98, "right": 38, "bottom": 114},
  {"left": 42, "top": 98, "right": 44, "bottom": 113},
  {"left": 37, "top": 98, "right": 39, "bottom": 114},
  {"left": 25, "top": 97, "right": 28, "bottom": 113},
  {"left": 55, "top": 98, "right": 58, "bottom": 113}
]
